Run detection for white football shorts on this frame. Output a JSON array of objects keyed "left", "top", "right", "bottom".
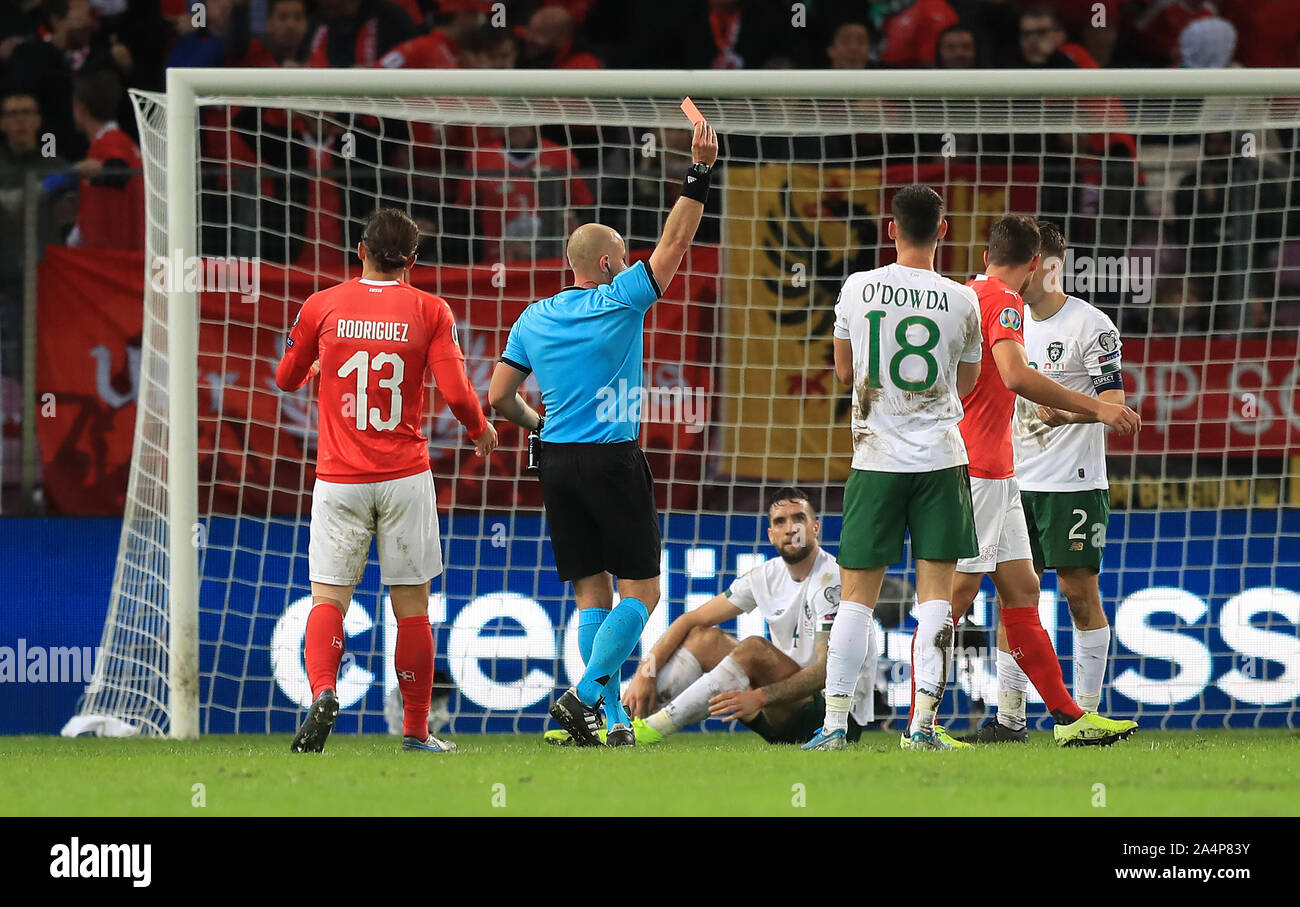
[
  {"left": 309, "top": 470, "right": 443, "bottom": 586},
  {"left": 956, "top": 475, "right": 1033, "bottom": 574}
]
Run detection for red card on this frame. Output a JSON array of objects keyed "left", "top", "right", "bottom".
[{"left": 680, "top": 97, "right": 705, "bottom": 126}]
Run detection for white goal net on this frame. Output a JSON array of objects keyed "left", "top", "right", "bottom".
[{"left": 74, "top": 70, "right": 1300, "bottom": 738}]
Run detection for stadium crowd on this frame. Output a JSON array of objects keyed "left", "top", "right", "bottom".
[{"left": 2, "top": 0, "right": 1300, "bottom": 381}]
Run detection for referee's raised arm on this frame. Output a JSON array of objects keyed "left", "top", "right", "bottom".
[{"left": 647, "top": 120, "right": 718, "bottom": 292}]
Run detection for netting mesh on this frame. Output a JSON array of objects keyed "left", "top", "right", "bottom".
[{"left": 76, "top": 84, "right": 1300, "bottom": 737}]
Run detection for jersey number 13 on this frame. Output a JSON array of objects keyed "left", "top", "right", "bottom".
[{"left": 339, "top": 350, "right": 404, "bottom": 431}]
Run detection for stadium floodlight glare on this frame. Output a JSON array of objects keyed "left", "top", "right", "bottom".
[{"left": 73, "top": 67, "right": 1300, "bottom": 740}]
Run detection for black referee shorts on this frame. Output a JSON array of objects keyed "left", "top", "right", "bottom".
[{"left": 537, "top": 440, "right": 662, "bottom": 583}]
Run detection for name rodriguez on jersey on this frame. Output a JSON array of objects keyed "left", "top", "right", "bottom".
[{"left": 336, "top": 319, "right": 411, "bottom": 342}]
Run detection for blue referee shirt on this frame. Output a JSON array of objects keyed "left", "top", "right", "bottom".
[{"left": 501, "top": 260, "right": 662, "bottom": 444}]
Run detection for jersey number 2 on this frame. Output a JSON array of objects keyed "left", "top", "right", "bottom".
[{"left": 339, "top": 350, "right": 403, "bottom": 431}]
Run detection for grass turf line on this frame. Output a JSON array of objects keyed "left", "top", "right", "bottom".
[{"left": 2, "top": 729, "right": 1297, "bottom": 817}]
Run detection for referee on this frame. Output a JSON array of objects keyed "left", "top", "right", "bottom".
[{"left": 488, "top": 119, "right": 719, "bottom": 747}]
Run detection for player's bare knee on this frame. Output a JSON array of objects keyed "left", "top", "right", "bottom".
[
  {"left": 388, "top": 584, "right": 429, "bottom": 619},
  {"left": 730, "top": 635, "right": 775, "bottom": 668},
  {"left": 311, "top": 596, "right": 348, "bottom": 615},
  {"left": 684, "top": 625, "right": 735, "bottom": 662}
]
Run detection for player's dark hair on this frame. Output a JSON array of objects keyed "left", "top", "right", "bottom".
[
  {"left": 72, "top": 68, "right": 120, "bottom": 124},
  {"left": 361, "top": 208, "right": 420, "bottom": 272},
  {"left": 891, "top": 183, "right": 945, "bottom": 245},
  {"left": 267, "top": 0, "right": 306, "bottom": 13},
  {"left": 987, "top": 214, "right": 1040, "bottom": 266},
  {"left": 1035, "top": 218, "right": 1067, "bottom": 260},
  {"left": 766, "top": 486, "right": 816, "bottom": 516}
]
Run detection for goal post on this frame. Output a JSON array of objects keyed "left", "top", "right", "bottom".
[
  {"left": 166, "top": 71, "right": 201, "bottom": 741},
  {"left": 74, "top": 66, "right": 1300, "bottom": 739}
]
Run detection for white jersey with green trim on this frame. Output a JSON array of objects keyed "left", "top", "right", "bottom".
[
  {"left": 833, "top": 263, "right": 983, "bottom": 473},
  {"left": 725, "top": 547, "right": 873, "bottom": 722},
  {"left": 1014, "top": 295, "right": 1121, "bottom": 491}
]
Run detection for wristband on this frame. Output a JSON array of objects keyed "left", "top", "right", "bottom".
[{"left": 680, "top": 161, "right": 712, "bottom": 204}]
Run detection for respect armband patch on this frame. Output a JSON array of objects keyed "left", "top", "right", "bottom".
[{"left": 1092, "top": 371, "right": 1124, "bottom": 391}]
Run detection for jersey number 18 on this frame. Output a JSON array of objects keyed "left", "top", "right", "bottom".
[{"left": 863, "top": 311, "right": 941, "bottom": 392}]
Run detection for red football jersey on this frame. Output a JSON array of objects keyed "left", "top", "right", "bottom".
[
  {"left": 456, "top": 140, "right": 594, "bottom": 243},
  {"left": 275, "top": 278, "right": 489, "bottom": 483},
  {"left": 77, "top": 125, "right": 144, "bottom": 251},
  {"left": 376, "top": 31, "right": 460, "bottom": 69},
  {"left": 960, "top": 274, "right": 1024, "bottom": 480}
]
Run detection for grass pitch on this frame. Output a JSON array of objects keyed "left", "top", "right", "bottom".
[{"left": 3, "top": 729, "right": 1297, "bottom": 817}]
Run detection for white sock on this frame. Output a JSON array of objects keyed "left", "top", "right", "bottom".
[
  {"left": 859, "top": 613, "right": 880, "bottom": 724},
  {"left": 996, "top": 649, "right": 1029, "bottom": 731},
  {"left": 650, "top": 655, "right": 750, "bottom": 734},
  {"left": 909, "top": 600, "right": 953, "bottom": 735},
  {"left": 822, "top": 601, "right": 875, "bottom": 732},
  {"left": 654, "top": 647, "right": 703, "bottom": 702},
  {"left": 1073, "top": 624, "right": 1111, "bottom": 713}
]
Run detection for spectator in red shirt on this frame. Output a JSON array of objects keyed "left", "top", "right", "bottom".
[
  {"left": 1130, "top": 0, "right": 1216, "bottom": 66},
  {"left": 68, "top": 67, "right": 143, "bottom": 251},
  {"left": 1031, "top": 0, "right": 1121, "bottom": 66},
  {"left": 378, "top": 0, "right": 493, "bottom": 69},
  {"left": 520, "top": 5, "right": 601, "bottom": 69},
  {"left": 457, "top": 124, "right": 594, "bottom": 263},
  {"left": 242, "top": 0, "right": 327, "bottom": 67},
  {"left": 309, "top": 0, "right": 420, "bottom": 67},
  {"left": 1018, "top": 5, "right": 1099, "bottom": 68},
  {"left": 876, "top": 0, "right": 958, "bottom": 68},
  {"left": 1222, "top": 0, "right": 1300, "bottom": 68}
]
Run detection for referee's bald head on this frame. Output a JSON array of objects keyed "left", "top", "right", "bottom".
[{"left": 567, "top": 223, "right": 628, "bottom": 286}]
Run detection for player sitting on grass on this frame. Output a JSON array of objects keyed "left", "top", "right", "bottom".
[
  {"left": 946, "top": 214, "right": 1137, "bottom": 747},
  {"left": 277, "top": 208, "right": 498, "bottom": 755},
  {"left": 963, "top": 218, "right": 1126, "bottom": 742},
  {"left": 543, "top": 487, "right": 877, "bottom": 745}
]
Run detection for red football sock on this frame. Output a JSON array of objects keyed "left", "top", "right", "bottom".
[
  {"left": 1001, "top": 606, "right": 1084, "bottom": 721},
  {"left": 395, "top": 616, "right": 434, "bottom": 739},
  {"left": 304, "top": 602, "right": 345, "bottom": 700}
]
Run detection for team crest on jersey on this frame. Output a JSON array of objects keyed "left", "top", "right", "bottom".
[
  {"left": 1047, "top": 341, "right": 1064, "bottom": 362},
  {"left": 1099, "top": 330, "right": 1118, "bottom": 352},
  {"left": 999, "top": 307, "right": 1022, "bottom": 331}
]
